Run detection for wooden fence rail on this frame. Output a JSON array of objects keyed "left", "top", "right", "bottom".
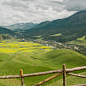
[
  {"left": 33, "top": 72, "right": 63, "bottom": 86},
  {"left": 67, "top": 73, "right": 86, "bottom": 78},
  {"left": 0, "top": 64, "right": 86, "bottom": 86}
]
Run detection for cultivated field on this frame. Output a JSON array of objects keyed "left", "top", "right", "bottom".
[{"left": 0, "top": 40, "right": 52, "bottom": 53}]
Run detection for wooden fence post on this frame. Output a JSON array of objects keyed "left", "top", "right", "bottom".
[
  {"left": 63, "top": 64, "right": 66, "bottom": 86},
  {"left": 20, "top": 69, "right": 25, "bottom": 86}
]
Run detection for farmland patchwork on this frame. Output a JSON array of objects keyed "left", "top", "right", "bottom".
[{"left": 0, "top": 41, "right": 52, "bottom": 53}]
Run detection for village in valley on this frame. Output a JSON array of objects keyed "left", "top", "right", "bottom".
[
  {"left": 34, "top": 40, "right": 86, "bottom": 55},
  {"left": 0, "top": 33, "right": 86, "bottom": 56}
]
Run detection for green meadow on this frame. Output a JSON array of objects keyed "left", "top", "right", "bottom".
[
  {"left": 51, "top": 33, "right": 61, "bottom": 36},
  {"left": 70, "top": 35, "right": 86, "bottom": 45},
  {"left": 0, "top": 40, "right": 86, "bottom": 86}
]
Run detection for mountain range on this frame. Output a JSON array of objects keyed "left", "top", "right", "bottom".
[
  {"left": 4, "top": 22, "right": 38, "bottom": 31},
  {"left": 23, "top": 11, "right": 86, "bottom": 42},
  {"left": 0, "top": 11, "right": 86, "bottom": 42}
]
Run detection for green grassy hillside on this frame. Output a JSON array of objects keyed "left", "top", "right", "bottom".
[
  {"left": 24, "top": 11, "right": 86, "bottom": 42},
  {"left": 37, "top": 49, "right": 86, "bottom": 68},
  {"left": 0, "top": 41, "right": 86, "bottom": 86}
]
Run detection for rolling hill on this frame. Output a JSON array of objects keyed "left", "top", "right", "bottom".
[
  {"left": 0, "top": 48, "right": 86, "bottom": 85},
  {"left": 0, "top": 27, "right": 14, "bottom": 35},
  {"left": 23, "top": 11, "right": 86, "bottom": 42},
  {"left": 0, "top": 39, "right": 86, "bottom": 85}
]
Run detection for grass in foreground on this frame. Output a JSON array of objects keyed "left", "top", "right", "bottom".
[
  {"left": 45, "top": 72, "right": 86, "bottom": 86},
  {"left": 0, "top": 40, "right": 86, "bottom": 85}
]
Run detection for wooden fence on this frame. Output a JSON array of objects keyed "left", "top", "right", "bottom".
[{"left": 0, "top": 64, "right": 86, "bottom": 86}]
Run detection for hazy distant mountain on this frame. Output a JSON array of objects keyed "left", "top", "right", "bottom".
[
  {"left": 5, "top": 22, "right": 38, "bottom": 31},
  {"left": 24, "top": 11, "right": 86, "bottom": 42}
]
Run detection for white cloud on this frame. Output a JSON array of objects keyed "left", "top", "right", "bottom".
[
  {"left": 0, "top": 0, "right": 86, "bottom": 26},
  {"left": 2, "top": 0, "right": 28, "bottom": 8}
]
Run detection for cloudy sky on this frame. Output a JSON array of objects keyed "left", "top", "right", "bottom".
[{"left": 0, "top": 0, "right": 86, "bottom": 26}]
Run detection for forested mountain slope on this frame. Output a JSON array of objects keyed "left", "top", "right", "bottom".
[
  {"left": 0, "top": 27, "right": 14, "bottom": 35},
  {"left": 24, "top": 11, "right": 86, "bottom": 42}
]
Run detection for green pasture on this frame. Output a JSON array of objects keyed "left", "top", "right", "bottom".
[
  {"left": 33, "top": 35, "right": 41, "bottom": 37},
  {"left": 70, "top": 35, "right": 86, "bottom": 45},
  {"left": 35, "top": 33, "right": 61, "bottom": 40},
  {"left": 0, "top": 40, "right": 86, "bottom": 86},
  {"left": 51, "top": 33, "right": 61, "bottom": 36}
]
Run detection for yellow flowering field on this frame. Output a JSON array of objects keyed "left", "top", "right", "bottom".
[{"left": 0, "top": 40, "right": 52, "bottom": 53}]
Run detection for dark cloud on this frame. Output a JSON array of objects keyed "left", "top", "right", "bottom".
[
  {"left": 65, "top": 0, "right": 86, "bottom": 11},
  {"left": 2, "top": 0, "right": 28, "bottom": 8},
  {"left": 51, "top": 0, "right": 86, "bottom": 11},
  {"left": 47, "top": 1, "right": 65, "bottom": 12}
]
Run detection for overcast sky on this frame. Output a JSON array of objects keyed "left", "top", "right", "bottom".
[{"left": 0, "top": 0, "right": 86, "bottom": 26}]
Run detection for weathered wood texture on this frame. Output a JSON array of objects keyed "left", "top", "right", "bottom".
[
  {"left": 0, "top": 75, "right": 21, "bottom": 79},
  {"left": 20, "top": 69, "right": 25, "bottom": 86},
  {"left": 0, "top": 65, "right": 86, "bottom": 86},
  {"left": 33, "top": 72, "right": 63, "bottom": 86},
  {"left": 63, "top": 64, "right": 66, "bottom": 86},
  {"left": 0, "top": 66, "right": 86, "bottom": 79},
  {"left": 23, "top": 66, "right": 86, "bottom": 77},
  {"left": 67, "top": 73, "right": 86, "bottom": 78},
  {"left": 66, "top": 66, "right": 86, "bottom": 72},
  {"left": 71, "top": 84, "right": 86, "bottom": 86}
]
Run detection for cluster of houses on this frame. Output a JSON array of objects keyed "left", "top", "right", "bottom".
[
  {"left": 33, "top": 40, "right": 79, "bottom": 50},
  {"left": 33, "top": 40, "right": 86, "bottom": 56}
]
